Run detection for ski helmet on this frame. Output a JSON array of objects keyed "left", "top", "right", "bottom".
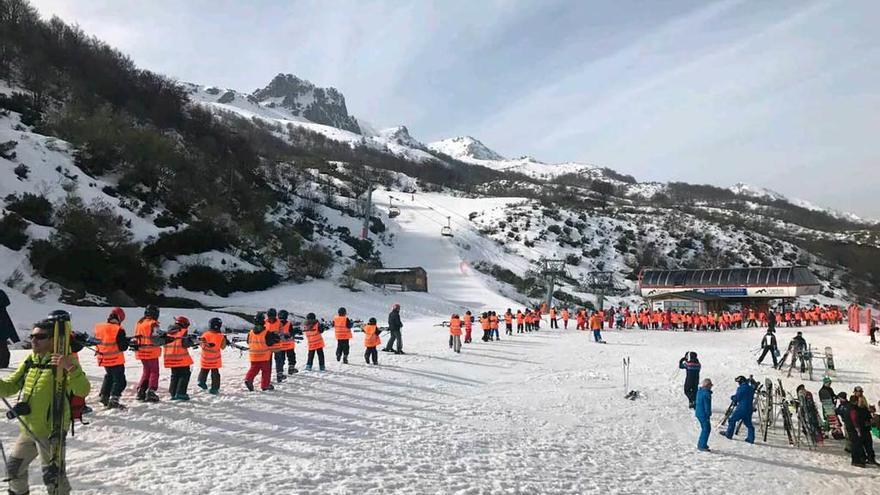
[
  {"left": 822, "top": 376, "right": 832, "bottom": 384},
  {"left": 368, "top": 317, "right": 377, "bottom": 325},
  {"left": 47, "top": 309, "right": 70, "bottom": 321},
  {"left": 266, "top": 308, "right": 277, "bottom": 318},
  {"left": 735, "top": 375, "right": 747, "bottom": 384},
  {"left": 306, "top": 312, "right": 316, "bottom": 320},
  {"left": 255, "top": 312, "right": 266, "bottom": 325},
  {"left": 278, "top": 310, "right": 289, "bottom": 321},
  {"left": 174, "top": 316, "right": 191, "bottom": 328},
  {"left": 144, "top": 304, "right": 160, "bottom": 319},
  {"left": 209, "top": 317, "right": 223, "bottom": 331},
  {"left": 338, "top": 307, "right": 347, "bottom": 316},
  {"left": 109, "top": 307, "right": 126, "bottom": 323}
]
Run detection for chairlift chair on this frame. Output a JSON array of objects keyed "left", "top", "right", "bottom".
[{"left": 441, "top": 216, "right": 453, "bottom": 237}]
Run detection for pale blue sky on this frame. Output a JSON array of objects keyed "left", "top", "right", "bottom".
[{"left": 31, "top": 0, "right": 880, "bottom": 218}]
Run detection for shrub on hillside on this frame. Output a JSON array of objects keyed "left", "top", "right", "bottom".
[
  {"left": 0, "top": 213, "right": 28, "bottom": 250},
  {"left": 5, "top": 192, "right": 53, "bottom": 226},
  {"left": 143, "top": 222, "right": 236, "bottom": 258},
  {"left": 288, "top": 245, "right": 334, "bottom": 281}
]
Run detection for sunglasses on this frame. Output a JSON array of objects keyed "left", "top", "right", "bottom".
[{"left": 29, "top": 333, "right": 50, "bottom": 341}]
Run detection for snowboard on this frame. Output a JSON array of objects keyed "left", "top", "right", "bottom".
[
  {"left": 820, "top": 398, "right": 845, "bottom": 440},
  {"left": 824, "top": 346, "right": 835, "bottom": 376}
]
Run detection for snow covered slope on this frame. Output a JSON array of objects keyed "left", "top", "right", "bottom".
[{"left": 731, "top": 183, "right": 866, "bottom": 223}]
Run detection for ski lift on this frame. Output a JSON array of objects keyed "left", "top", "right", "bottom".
[
  {"left": 441, "top": 216, "right": 453, "bottom": 237},
  {"left": 388, "top": 198, "right": 400, "bottom": 218}
]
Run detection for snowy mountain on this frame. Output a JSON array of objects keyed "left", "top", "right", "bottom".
[
  {"left": 428, "top": 136, "right": 507, "bottom": 161},
  {"left": 252, "top": 73, "right": 361, "bottom": 133},
  {"left": 730, "top": 182, "right": 866, "bottom": 223}
]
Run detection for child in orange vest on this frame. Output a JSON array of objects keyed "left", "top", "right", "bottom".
[
  {"left": 333, "top": 307, "right": 353, "bottom": 364},
  {"left": 363, "top": 317, "right": 381, "bottom": 365},
  {"left": 164, "top": 316, "right": 195, "bottom": 401},
  {"left": 303, "top": 312, "right": 326, "bottom": 371},
  {"left": 135, "top": 305, "right": 162, "bottom": 402},
  {"left": 95, "top": 307, "right": 129, "bottom": 409},
  {"left": 463, "top": 311, "right": 473, "bottom": 343},
  {"left": 449, "top": 314, "right": 462, "bottom": 353},
  {"left": 197, "top": 317, "right": 227, "bottom": 395},
  {"left": 245, "top": 312, "right": 280, "bottom": 391}
]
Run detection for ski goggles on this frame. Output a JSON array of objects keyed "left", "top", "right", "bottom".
[{"left": 28, "top": 333, "right": 50, "bottom": 341}]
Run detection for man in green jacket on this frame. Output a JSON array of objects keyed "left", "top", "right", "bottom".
[{"left": 0, "top": 317, "right": 91, "bottom": 495}]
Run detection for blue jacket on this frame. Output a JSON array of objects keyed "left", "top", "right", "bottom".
[
  {"left": 730, "top": 382, "right": 755, "bottom": 414},
  {"left": 695, "top": 387, "right": 712, "bottom": 419}
]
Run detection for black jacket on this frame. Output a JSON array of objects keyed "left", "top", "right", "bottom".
[
  {"left": 388, "top": 309, "right": 402, "bottom": 331},
  {"left": 0, "top": 290, "right": 19, "bottom": 343},
  {"left": 761, "top": 332, "right": 777, "bottom": 350}
]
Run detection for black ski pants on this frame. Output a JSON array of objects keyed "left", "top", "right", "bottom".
[
  {"left": 274, "top": 349, "right": 296, "bottom": 372},
  {"left": 384, "top": 330, "right": 402, "bottom": 353},
  {"left": 99, "top": 365, "right": 127, "bottom": 398},
  {"left": 365, "top": 346, "right": 378, "bottom": 364},
  {"left": 0, "top": 340, "right": 10, "bottom": 368},
  {"left": 336, "top": 339, "right": 350, "bottom": 361},
  {"left": 169, "top": 366, "right": 191, "bottom": 396},
  {"left": 757, "top": 347, "right": 778, "bottom": 367},
  {"left": 198, "top": 368, "right": 220, "bottom": 390},
  {"left": 307, "top": 349, "right": 325, "bottom": 368}
]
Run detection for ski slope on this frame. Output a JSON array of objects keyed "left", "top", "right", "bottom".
[{"left": 1, "top": 192, "right": 879, "bottom": 494}]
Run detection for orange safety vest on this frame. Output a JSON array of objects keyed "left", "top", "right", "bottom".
[
  {"left": 481, "top": 317, "right": 490, "bottom": 330},
  {"left": 278, "top": 321, "right": 295, "bottom": 351},
  {"left": 490, "top": 315, "right": 498, "bottom": 329},
  {"left": 248, "top": 329, "right": 271, "bottom": 363},
  {"left": 264, "top": 318, "right": 282, "bottom": 351},
  {"left": 464, "top": 316, "right": 473, "bottom": 331},
  {"left": 163, "top": 328, "right": 193, "bottom": 368},
  {"left": 450, "top": 316, "right": 462, "bottom": 336},
  {"left": 304, "top": 322, "right": 324, "bottom": 351},
  {"left": 589, "top": 315, "right": 601, "bottom": 330},
  {"left": 516, "top": 312, "right": 524, "bottom": 324},
  {"left": 94, "top": 322, "right": 125, "bottom": 367},
  {"left": 363, "top": 324, "right": 380, "bottom": 348},
  {"left": 200, "top": 330, "right": 225, "bottom": 369},
  {"left": 334, "top": 315, "right": 352, "bottom": 340},
  {"left": 550, "top": 309, "right": 556, "bottom": 319},
  {"left": 135, "top": 318, "right": 161, "bottom": 360},
  {"left": 504, "top": 312, "right": 513, "bottom": 324},
  {"left": 562, "top": 309, "right": 569, "bottom": 321}
]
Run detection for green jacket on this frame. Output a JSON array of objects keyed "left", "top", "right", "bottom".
[{"left": 0, "top": 353, "right": 91, "bottom": 437}]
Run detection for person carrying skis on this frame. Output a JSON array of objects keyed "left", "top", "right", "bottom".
[
  {"left": 197, "top": 317, "right": 227, "bottom": 395},
  {"left": 363, "top": 317, "right": 381, "bottom": 365},
  {"left": 449, "top": 314, "right": 462, "bottom": 353},
  {"left": 756, "top": 328, "right": 778, "bottom": 367},
  {"left": 276, "top": 310, "right": 298, "bottom": 376},
  {"left": 245, "top": 312, "right": 279, "bottom": 390},
  {"left": 776, "top": 332, "right": 807, "bottom": 371},
  {"left": 303, "top": 312, "right": 326, "bottom": 371},
  {"left": 463, "top": 311, "right": 473, "bottom": 343},
  {"left": 0, "top": 317, "right": 91, "bottom": 495},
  {"left": 134, "top": 304, "right": 162, "bottom": 402},
  {"left": 723, "top": 375, "right": 756, "bottom": 444},
  {"left": 164, "top": 316, "right": 194, "bottom": 401},
  {"left": 0, "top": 289, "right": 20, "bottom": 368},
  {"left": 679, "top": 351, "right": 701, "bottom": 409},
  {"left": 695, "top": 378, "right": 713, "bottom": 451},
  {"left": 333, "top": 307, "right": 354, "bottom": 364},
  {"left": 383, "top": 304, "right": 404, "bottom": 354},
  {"left": 94, "top": 307, "right": 129, "bottom": 409}
]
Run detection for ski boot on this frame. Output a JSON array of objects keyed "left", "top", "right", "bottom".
[
  {"left": 305, "top": 365, "right": 312, "bottom": 371},
  {"left": 244, "top": 380, "right": 255, "bottom": 391},
  {"left": 319, "top": 365, "right": 326, "bottom": 371},
  {"left": 209, "top": 388, "right": 219, "bottom": 395},
  {"left": 176, "top": 393, "right": 191, "bottom": 401},
  {"left": 108, "top": 396, "right": 126, "bottom": 410},
  {"left": 135, "top": 386, "right": 147, "bottom": 402},
  {"left": 262, "top": 384, "right": 275, "bottom": 391},
  {"left": 288, "top": 366, "right": 298, "bottom": 375},
  {"left": 276, "top": 373, "right": 287, "bottom": 383},
  {"left": 343, "top": 357, "right": 348, "bottom": 364},
  {"left": 146, "top": 390, "right": 160, "bottom": 402},
  {"left": 99, "top": 395, "right": 110, "bottom": 407},
  {"left": 197, "top": 381, "right": 208, "bottom": 390},
  {"left": 336, "top": 353, "right": 342, "bottom": 362}
]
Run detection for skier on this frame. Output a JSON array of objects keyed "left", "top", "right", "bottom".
[
  {"left": 362, "top": 317, "right": 381, "bottom": 365},
  {"left": 244, "top": 312, "right": 278, "bottom": 391},
  {"left": 561, "top": 308, "right": 570, "bottom": 329},
  {"left": 480, "top": 312, "right": 491, "bottom": 342},
  {"left": 164, "top": 316, "right": 194, "bottom": 401},
  {"left": 463, "top": 311, "right": 473, "bottom": 343},
  {"left": 589, "top": 312, "right": 603, "bottom": 343},
  {"left": 490, "top": 311, "right": 500, "bottom": 340},
  {"left": 723, "top": 375, "right": 756, "bottom": 444},
  {"left": 197, "top": 317, "right": 227, "bottom": 395},
  {"left": 0, "top": 289, "right": 20, "bottom": 368},
  {"left": 756, "top": 327, "right": 778, "bottom": 367},
  {"left": 94, "top": 307, "right": 129, "bottom": 409},
  {"left": 516, "top": 310, "right": 524, "bottom": 333},
  {"left": 333, "top": 307, "right": 354, "bottom": 364},
  {"left": 549, "top": 307, "right": 558, "bottom": 329},
  {"left": 678, "top": 351, "right": 701, "bottom": 408},
  {"left": 303, "top": 312, "right": 326, "bottom": 371},
  {"left": 767, "top": 310, "right": 776, "bottom": 333},
  {"left": 695, "top": 378, "right": 713, "bottom": 451},
  {"left": 383, "top": 304, "right": 404, "bottom": 354},
  {"left": 776, "top": 331, "right": 807, "bottom": 371},
  {"left": 870, "top": 321, "right": 878, "bottom": 345},
  {"left": 504, "top": 309, "right": 513, "bottom": 336},
  {"left": 275, "top": 310, "right": 298, "bottom": 376},
  {"left": 0, "top": 318, "right": 91, "bottom": 495},
  {"left": 134, "top": 304, "right": 162, "bottom": 402},
  {"left": 263, "top": 308, "right": 283, "bottom": 381},
  {"left": 449, "top": 314, "right": 462, "bottom": 353}
]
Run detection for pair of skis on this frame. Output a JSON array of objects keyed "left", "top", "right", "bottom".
[{"left": 622, "top": 357, "right": 638, "bottom": 399}]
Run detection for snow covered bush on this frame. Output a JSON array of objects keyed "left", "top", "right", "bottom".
[
  {"left": 0, "top": 213, "right": 28, "bottom": 250},
  {"left": 4, "top": 192, "right": 53, "bottom": 226}
]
